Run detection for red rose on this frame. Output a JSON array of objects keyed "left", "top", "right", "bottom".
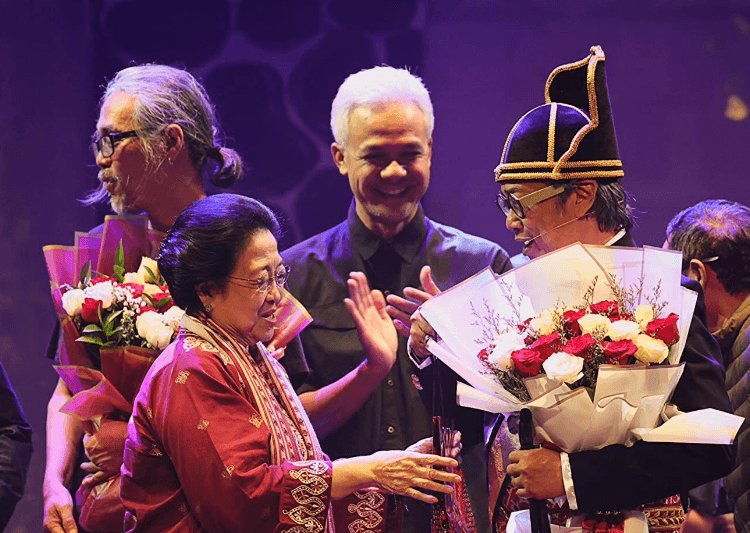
[
  {"left": 646, "top": 313, "right": 680, "bottom": 345},
  {"left": 589, "top": 300, "right": 619, "bottom": 317},
  {"left": 91, "top": 276, "right": 115, "bottom": 284},
  {"left": 511, "top": 348, "right": 543, "bottom": 377},
  {"left": 563, "top": 334, "right": 597, "bottom": 361},
  {"left": 528, "top": 331, "right": 563, "bottom": 360},
  {"left": 138, "top": 306, "right": 159, "bottom": 315},
  {"left": 151, "top": 292, "right": 174, "bottom": 312},
  {"left": 517, "top": 318, "right": 532, "bottom": 334},
  {"left": 563, "top": 309, "right": 585, "bottom": 336},
  {"left": 121, "top": 283, "right": 144, "bottom": 298},
  {"left": 477, "top": 347, "right": 491, "bottom": 363},
  {"left": 81, "top": 298, "right": 103, "bottom": 324},
  {"left": 602, "top": 340, "right": 638, "bottom": 365}
]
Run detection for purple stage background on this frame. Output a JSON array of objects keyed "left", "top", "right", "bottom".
[{"left": 1, "top": 1, "right": 749, "bottom": 530}]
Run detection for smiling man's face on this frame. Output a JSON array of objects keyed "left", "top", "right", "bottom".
[{"left": 332, "top": 101, "right": 432, "bottom": 239}]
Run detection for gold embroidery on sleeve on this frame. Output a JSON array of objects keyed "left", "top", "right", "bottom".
[
  {"left": 283, "top": 461, "right": 330, "bottom": 533},
  {"left": 146, "top": 407, "right": 153, "bottom": 419},
  {"left": 346, "top": 491, "right": 386, "bottom": 531},
  {"left": 149, "top": 444, "right": 163, "bottom": 457},
  {"left": 222, "top": 465, "right": 235, "bottom": 479},
  {"left": 197, "top": 419, "right": 209, "bottom": 430},
  {"left": 178, "top": 502, "right": 188, "bottom": 514},
  {"left": 175, "top": 370, "right": 190, "bottom": 384},
  {"left": 249, "top": 414, "right": 263, "bottom": 428}
]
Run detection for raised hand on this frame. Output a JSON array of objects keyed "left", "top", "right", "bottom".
[{"left": 345, "top": 271, "right": 398, "bottom": 376}]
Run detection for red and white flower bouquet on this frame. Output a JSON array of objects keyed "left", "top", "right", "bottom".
[{"left": 419, "top": 243, "right": 741, "bottom": 452}]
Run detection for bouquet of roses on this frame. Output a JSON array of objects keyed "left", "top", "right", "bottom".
[
  {"left": 418, "top": 243, "right": 740, "bottom": 451},
  {"left": 478, "top": 276, "right": 681, "bottom": 404}
]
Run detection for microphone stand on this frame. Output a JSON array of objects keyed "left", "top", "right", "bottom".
[{"left": 519, "top": 408, "right": 551, "bottom": 533}]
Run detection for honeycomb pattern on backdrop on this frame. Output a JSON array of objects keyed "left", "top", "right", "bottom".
[{"left": 95, "top": 0, "right": 425, "bottom": 248}]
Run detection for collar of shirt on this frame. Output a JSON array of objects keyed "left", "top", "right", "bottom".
[
  {"left": 346, "top": 200, "right": 428, "bottom": 263},
  {"left": 604, "top": 228, "right": 627, "bottom": 246}
]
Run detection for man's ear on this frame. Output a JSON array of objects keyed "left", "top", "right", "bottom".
[
  {"left": 572, "top": 179, "right": 598, "bottom": 216},
  {"left": 331, "top": 143, "right": 348, "bottom": 176},
  {"left": 686, "top": 259, "right": 708, "bottom": 290},
  {"left": 162, "top": 124, "right": 185, "bottom": 162}
]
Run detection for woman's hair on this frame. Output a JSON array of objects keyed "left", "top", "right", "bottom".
[
  {"left": 330, "top": 66, "right": 434, "bottom": 146},
  {"left": 158, "top": 194, "right": 280, "bottom": 315},
  {"left": 102, "top": 64, "right": 242, "bottom": 187}
]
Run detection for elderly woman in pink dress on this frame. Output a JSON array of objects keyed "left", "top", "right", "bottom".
[{"left": 120, "top": 194, "right": 459, "bottom": 532}]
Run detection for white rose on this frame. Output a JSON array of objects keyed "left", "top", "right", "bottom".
[
  {"left": 137, "top": 257, "right": 159, "bottom": 284},
  {"left": 162, "top": 306, "right": 185, "bottom": 332},
  {"left": 487, "top": 328, "right": 526, "bottom": 370},
  {"left": 529, "top": 310, "right": 557, "bottom": 336},
  {"left": 634, "top": 305, "right": 655, "bottom": 330},
  {"left": 542, "top": 352, "right": 584, "bottom": 384},
  {"left": 62, "top": 289, "right": 86, "bottom": 316},
  {"left": 124, "top": 271, "right": 145, "bottom": 285},
  {"left": 142, "top": 283, "right": 163, "bottom": 296},
  {"left": 633, "top": 334, "right": 669, "bottom": 364},
  {"left": 607, "top": 320, "right": 641, "bottom": 341},
  {"left": 84, "top": 280, "right": 115, "bottom": 309},
  {"left": 578, "top": 313, "right": 612, "bottom": 336},
  {"left": 136, "top": 311, "right": 173, "bottom": 350}
]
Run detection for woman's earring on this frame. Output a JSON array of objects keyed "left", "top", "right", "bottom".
[{"left": 205, "top": 303, "right": 214, "bottom": 314}]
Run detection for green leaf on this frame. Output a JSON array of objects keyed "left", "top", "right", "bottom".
[
  {"left": 82, "top": 324, "right": 103, "bottom": 334},
  {"left": 76, "top": 335, "right": 105, "bottom": 346},
  {"left": 115, "top": 240, "right": 125, "bottom": 270},
  {"left": 143, "top": 265, "right": 158, "bottom": 284},
  {"left": 154, "top": 297, "right": 172, "bottom": 310},
  {"left": 113, "top": 265, "right": 125, "bottom": 284},
  {"left": 112, "top": 240, "right": 126, "bottom": 283},
  {"left": 79, "top": 262, "right": 92, "bottom": 285},
  {"left": 103, "top": 310, "right": 122, "bottom": 337}
]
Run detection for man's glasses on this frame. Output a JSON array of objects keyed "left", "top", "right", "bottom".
[
  {"left": 227, "top": 265, "right": 291, "bottom": 294},
  {"left": 92, "top": 130, "right": 139, "bottom": 158},
  {"left": 495, "top": 184, "right": 567, "bottom": 219}
]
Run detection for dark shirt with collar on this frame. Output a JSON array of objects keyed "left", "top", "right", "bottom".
[{"left": 281, "top": 202, "right": 510, "bottom": 533}]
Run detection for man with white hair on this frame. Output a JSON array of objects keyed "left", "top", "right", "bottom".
[
  {"left": 43, "top": 64, "right": 242, "bottom": 533},
  {"left": 281, "top": 66, "right": 510, "bottom": 533}
]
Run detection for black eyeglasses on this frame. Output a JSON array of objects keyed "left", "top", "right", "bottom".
[
  {"left": 227, "top": 265, "right": 291, "bottom": 294},
  {"left": 495, "top": 184, "right": 567, "bottom": 219},
  {"left": 92, "top": 130, "right": 139, "bottom": 158}
]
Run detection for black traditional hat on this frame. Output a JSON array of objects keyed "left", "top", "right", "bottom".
[{"left": 494, "top": 46, "right": 624, "bottom": 182}]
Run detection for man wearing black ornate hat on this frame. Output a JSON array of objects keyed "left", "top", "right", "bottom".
[{"left": 402, "top": 46, "right": 735, "bottom": 533}]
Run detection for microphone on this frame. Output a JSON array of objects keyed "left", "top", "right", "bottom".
[{"left": 523, "top": 211, "right": 594, "bottom": 248}]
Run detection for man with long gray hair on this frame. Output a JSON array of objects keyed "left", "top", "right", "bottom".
[{"left": 43, "top": 64, "right": 242, "bottom": 533}]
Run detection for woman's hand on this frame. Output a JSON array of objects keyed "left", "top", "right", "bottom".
[
  {"left": 345, "top": 272, "right": 398, "bottom": 376},
  {"left": 369, "top": 450, "right": 460, "bottom": 503}
]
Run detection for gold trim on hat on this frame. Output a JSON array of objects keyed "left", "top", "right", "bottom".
[
  {"left": 553, "top": 46, "right": 605, "bottom": 175},
  {"left": 547, "top": 103, "right": 557, "bottom": 162},
  {"left": 495, "top": 170, "right": 624, "bottom": 181}
]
